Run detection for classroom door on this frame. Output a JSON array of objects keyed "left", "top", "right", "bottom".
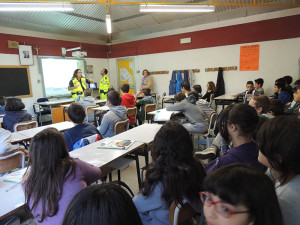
[{"left": 117, "top": 58, "right": 135, "bottom": 94}]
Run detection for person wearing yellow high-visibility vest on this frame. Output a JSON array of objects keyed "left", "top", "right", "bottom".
[
  {"left": 68, "top": 69, "right": 93, "bottom": 100},
  {"left": 99, "top": 68, "right": 110, "bottom": 99}
]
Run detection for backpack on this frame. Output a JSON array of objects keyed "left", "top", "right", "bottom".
[
  {"left": 169, "top": 71, "right": 177, "bottom": 95},
  {"left": 72, "top": 134, "right": 101, "bottom": 150}
]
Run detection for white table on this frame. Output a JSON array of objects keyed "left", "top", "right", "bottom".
[
  {"left": 214, "top": 94, "right": 238, "bottom": 109},
  {"left": 161, "top": 95, "right": 175, "bottom": 108}
]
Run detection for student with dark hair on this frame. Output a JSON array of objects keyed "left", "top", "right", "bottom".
[
  {"left": 234, "top": 81, "right": 255, "bottom": 104},
  {"left": 3, "top": 97, "right": 32, "bottom": 132},
  {"left": 23, "top": 128, "right": 101, "bottom": 225},
  {"left": 248, "top": 95, "right": 271, "bottom": 117},
  {"left": 193, "top": 84, "right": 202, "bottom": 97},
  {"left": 294, "top": 79, "right": 300, "bottom": 88},
  {"left": 0, "top": 96, "right": 6, "bottom": 114},
  {"left": 206, "top": 104, "right": 265, "bottom": 173},
  {"left": 283, "top": 75, "right": 294, "bottom": 100},
  {"left": 121, "top": 83, "right": 135, "bottom": 126},
  {"left": 284, "top": 86, "right": 300, "bottom": 114},
  {"left": 180, "top": 81, "right": 191, "bottom": 96},
  {"left": 202, "top": 81, "right": 216, "bottom": 102},
  {"left": 254, "top": 78, "right": 264, "bottom": 95},
  {"left": 274, "top": 82, "right": 290, "bottom": 105},
  {"left": 135, "top": 88, "right": 155, "bottom": 125},
  {"left": 63, "top": 183, "right": 142, "bottom": 225},
  {"left": 269, "top": 99, "right": 284, "bottom": 116},
  {"left": 167, "top": 91, "right": 208, "bottom": 133},
  {"left": 133, "top": 121, "right": 206, "bottom": 225},
  {"left": 68, "top": 69, "right": 93, "bottom": 100},
  {"left": 174, "top": 92, "right": 186, "bottom": 102},
  {"left": 201, "top": 164, "right": 284, "bottom": 225},
  {"left": 99, "top": 90, "right": 126, "bottom": 137},
  {"left": 257, "top": 116, "right": 300, "bottom": 225},
  {"left": 63, "top": 103, "right": 100, "bottom": 151}
]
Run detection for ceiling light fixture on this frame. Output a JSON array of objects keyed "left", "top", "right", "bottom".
[
  {"left": 140, "top": 4, "right": 215, "bottom": 13},
  {"left": 0, "top": 2, "right": 73, "bottom": 11},
  {"left": 106, "top": 14, "right": 112, "bottom": 34}
]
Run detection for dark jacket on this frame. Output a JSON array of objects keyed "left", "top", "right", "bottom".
[
  {"left": 278, "top": 91, "right": 291, "bottom": 105},
  {"left": 3, "top": 110, "right": 32, "bottom": 132},
  {"left": 214, "top": 67, "right": 225, "bottom": 98}
]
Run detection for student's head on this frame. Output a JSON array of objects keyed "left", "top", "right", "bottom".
[
  {"left": 257, "top": 116, "right": 300, "bottom": 184},
  {"left": 293, "top": 86, "right": 300, "bottom": 103},
  {"left": 174, "top": 92, "right": 186, "bottom": 103},
  {"left": 269, "top": 99, "right": 284, "bottom": 116},
  {"left": 207, "top": 81, "right": 216, "bottom": 92},
  {"left": 193, "top": 84, "right": 202, "bottom": 95},
  {"left": 73, "top": 69, "right": 82, "bottom": 79},
  {"left": 0, "top": 96, "right": 6, "bottom": 106},
  {"left": 246, "top": 81, "right": 254, "bottom": 92},
  {"left": 142, "top": 69, "right": 150, "bottom": 77},
  {"left": 68, "top": 103, "right": 86, "bottom": 124},
  {"left": 254, "top": 78, "right": 264, "bottom": 89},
  {"left": 84, "top": 88, "right": 92, "bottom": 97},
  {"left": 188, "top": 90, "right": 199, "bottom": 101},
  {"left": 219, "top": 104, "right": 259, "bottom": 143},
  {"left": 143, "top": 121, "right": 206, "bottom": 204},
  {"left": 5, "top": 97, "right": 25, "bottom": 111},
  {"left": 107, "top": 90, "right": 122, "bottom": 107},
  {"left": 248, "top": 95, "right": 270, "bottom": 115},
  {"left": 283, "top": 75, "right": 293, "bottom": 86},
  {"left": 141, "top": 88, "right": 151, "bottom": 97},
  {"left": 202, "top": 164, "right": 283, "bottom": 225},
  {"left": 62, "top": 183, "right": 142, "bottom": 225},
  {"left": 274, "top": 82, "right": 285, "bottom": 93},
  {"left": 101, "top": 68, "right": 108, "bottom": 75},
  {"left": 107, "top": 87, "right": 115, "bottom": 93},
  {"left": 294, "top": 79, "right": 300, "bottom": 88},
  {"left": 180, "top": 81, "right": 191, "bottom": 93},
  {"left": 25, "top": 128, "right": 75, "bottom": 223},
  {"left": 121, "top": 83, "right": 130, "bottom": 94}
]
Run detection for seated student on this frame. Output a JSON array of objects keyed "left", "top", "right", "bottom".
[
  {"left": 75, "top": 88, "right": 96, "bottom": 122},
  {"left": 23, "top": 128, "right": 101, "bottom": 225},
  {"left": 63, "top": 183, "right": 142, "bottom": 225},
  {"left": 269, "top": 99, "right": 284, "bottom": 117},
  {"left": 248, "top": 95, "right": 271, "bottom": 117},
  {"left": 99, "top": 90, "right": 127, "bottom": 138},
  {"left": 274, "top": 81, "right": 290, "bottom": 105},
  {"left": 166, "top": 91, "right": 208, "bottom": 133},
  {"left": 202, "top": 81, "right": 216, "bottom": 102},
  {"left": 135, "top": 88, "right": 155, "bottom": 125},
  {"left": 3, "top": 97, "right": 32, "bottom": 132},
  {"left": 0, "top": 96, "right": 6, "bottom": 115},
  {"left": 257, "top": 116, "right": 300, "bottom": 225},
  {"left": 180, "top": 81, "right": 191, "bottom": 97},
  {"left": 254, "top": 78, "right": 265, "bottom": 95},
  {"left": 234, "top": 81, "right": 255, "bottom": 104},
  {"left": 283, "top": 75, "right": 294, "bottom": 101},
  {"left": 193, "top": 84, "right": 202, "bottom": 98},
  {"left": 133, "top": 122, "right": 206, "bottom": 225},
  {"left": 206, "top": 104, "right": 265, "bottom": 173},
  {"left": 294, "top": 79, "right": 300, "bottom": 89},
  {"left": 284, "top": 86, "right": 300, "bottom": 114},
  {"left": 63, "top": 103, "right": 100, "bottom": 151},
  {"left": 202, "top": 164, "right": 284, "bottom": 225},
  {"left": 0, "top": 128, "right": 28, "bottom": 156},
  {"left": 120, "top": 83, "right": 135, "bottom": 125}
]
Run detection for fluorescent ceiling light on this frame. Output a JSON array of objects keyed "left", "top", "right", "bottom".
[
  {"left": 106, "top": 14, "right": 112, "bottom": 34},
  {"left": 140, "top": 4, "right": 215, "bottom": 13},
  {"left": 0, "top": 3, "right": 73, "bottom": 11}
]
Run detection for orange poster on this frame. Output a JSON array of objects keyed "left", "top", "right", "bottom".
[{"left": 240, "top": 44, "right": 260, "bottom": 71}]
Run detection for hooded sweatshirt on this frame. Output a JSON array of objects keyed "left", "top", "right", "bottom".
[
  {"left": 3, "top": 110, "right": 32, "bottom": 132},
  {"left": 121, "top": 93, "right": 135, "bottom": 125},
  {"left": 99, "top": 105, "right": 127, "bottom": 138},
  {"left": 0, "top": 128, "right": 24, "bottom": 154},
  {"left": 76, "top": 96, "right": 97, "bottom": 122}
]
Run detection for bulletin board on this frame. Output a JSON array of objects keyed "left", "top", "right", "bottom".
[
  {"left": 0, "top": 66, "right": 32, "bottom": 98},
  {"left": 240, "top": 44, "right": 260, "bottom": 71}
]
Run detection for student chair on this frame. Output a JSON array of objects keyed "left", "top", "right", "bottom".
[
  {"left": 0, "top": 150, "right": 25, "bottom": 174},
  {"left": 113, "top": 118, "right": 129, "bottom": 135},
  {"left": 33, "top": 98, "right": 51, "bottom": 125},
  {"left": 126, "top": 107, "right": 137, "bottom": 127},
  {"left": 144, "top": 103, "right": 156, "bottom": 123},
  {"left": 85, "top": 105, "right": 97, "bottom": 123},
  {"left": 13, "top": 120, "right": 38, "bottom": 132}
]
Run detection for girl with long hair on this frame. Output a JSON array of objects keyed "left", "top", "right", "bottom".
[
  {"left": 22, "top": 128, "right": 101, "bottom": 225},
  {"left": 202, "top": 81, "right": 216, "bottom": 102},
  {"left": 133, "top": 121, "right": 206, "bottom": 225}
]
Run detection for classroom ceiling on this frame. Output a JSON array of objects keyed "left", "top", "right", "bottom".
[{"left": 0, "top": 0, "right": 297, "bottom": 43}]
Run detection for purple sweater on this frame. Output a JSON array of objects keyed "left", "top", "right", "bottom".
[
  {"left": 23, "top": 159, "right": 101, "bottom": 225},
  {"left": 206, "top": 141, "right": 265, "bottom": 173}
]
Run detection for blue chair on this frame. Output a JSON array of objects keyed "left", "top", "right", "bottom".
[{"left": 33, "top": 98, "right": 51, "bottom": 125}]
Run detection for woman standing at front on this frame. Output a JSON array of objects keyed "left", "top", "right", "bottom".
[
  {"left": 136, "top": 69, "right": 152, "bottom": 96},
  {"left": 68, "top": 69, "right": 93, "bottom": 100}
]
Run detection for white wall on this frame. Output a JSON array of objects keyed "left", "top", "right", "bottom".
[
  {"left": 0, "top": 53, "right": 108, "bottom": 116},
  {"left": 109, "top": 37, "right": 300, "bottom": 97}
]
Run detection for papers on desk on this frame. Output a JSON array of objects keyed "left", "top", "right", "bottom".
[
  {"left": 154, "top": 109, "right": 180, "bottom": 122},
  {"left": 4, "top": 168, "right": 27, "bottom": 183},
  {"left": 98, "top": 139, "right": 134, "bottom": 150}
]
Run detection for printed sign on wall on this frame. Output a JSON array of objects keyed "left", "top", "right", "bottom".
[{"left": 240, "top": 44, "right": 260, "bottom": 71}]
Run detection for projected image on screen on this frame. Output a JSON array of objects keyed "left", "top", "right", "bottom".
[{"left": 40, "top": 58, "right": 86, "bottom": 98}]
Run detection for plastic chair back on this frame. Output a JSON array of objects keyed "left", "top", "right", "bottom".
[
  {"left": 113, "top": 119, "right": 129, "bottom": 135},
  {"left": 13, "top": 120, "right": 38, "bottom": 132}
]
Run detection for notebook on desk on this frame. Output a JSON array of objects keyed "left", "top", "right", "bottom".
[
  {"left": 97, "top": 139, "right": 134, "bottom": 150},
  {"left": 153, "top": 109, "right": 181, "bottom": 122}
]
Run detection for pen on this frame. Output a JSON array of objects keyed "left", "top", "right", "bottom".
[{"left": 6, "top": 182, "right": 21, "bottom": 192}]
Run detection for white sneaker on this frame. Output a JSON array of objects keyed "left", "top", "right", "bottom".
[{"left": 195, "top": 147, "right": 217, "bottom": 159}]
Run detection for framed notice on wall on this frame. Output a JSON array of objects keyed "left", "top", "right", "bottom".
[{"left": 240, "top": 44, "right": 260, "bottom": 71}]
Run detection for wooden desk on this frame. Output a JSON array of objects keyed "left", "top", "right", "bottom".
[
  {"left": 161, "top": 95, "right": 175, "bottom": 109},
  {"left": 214, "top": 94, "right": 238, "bottom": 109}
]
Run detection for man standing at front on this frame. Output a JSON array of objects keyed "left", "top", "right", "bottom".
[{"left": 99, "top": 68, "right": 110, "bottom": 99}]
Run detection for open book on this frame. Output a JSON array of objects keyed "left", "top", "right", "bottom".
[
  {"left": 153, "top": 108, "right": 181, "bottom": 122},
  {"left": 98, "top": 139, "right": 134, "bottom": 150}
]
